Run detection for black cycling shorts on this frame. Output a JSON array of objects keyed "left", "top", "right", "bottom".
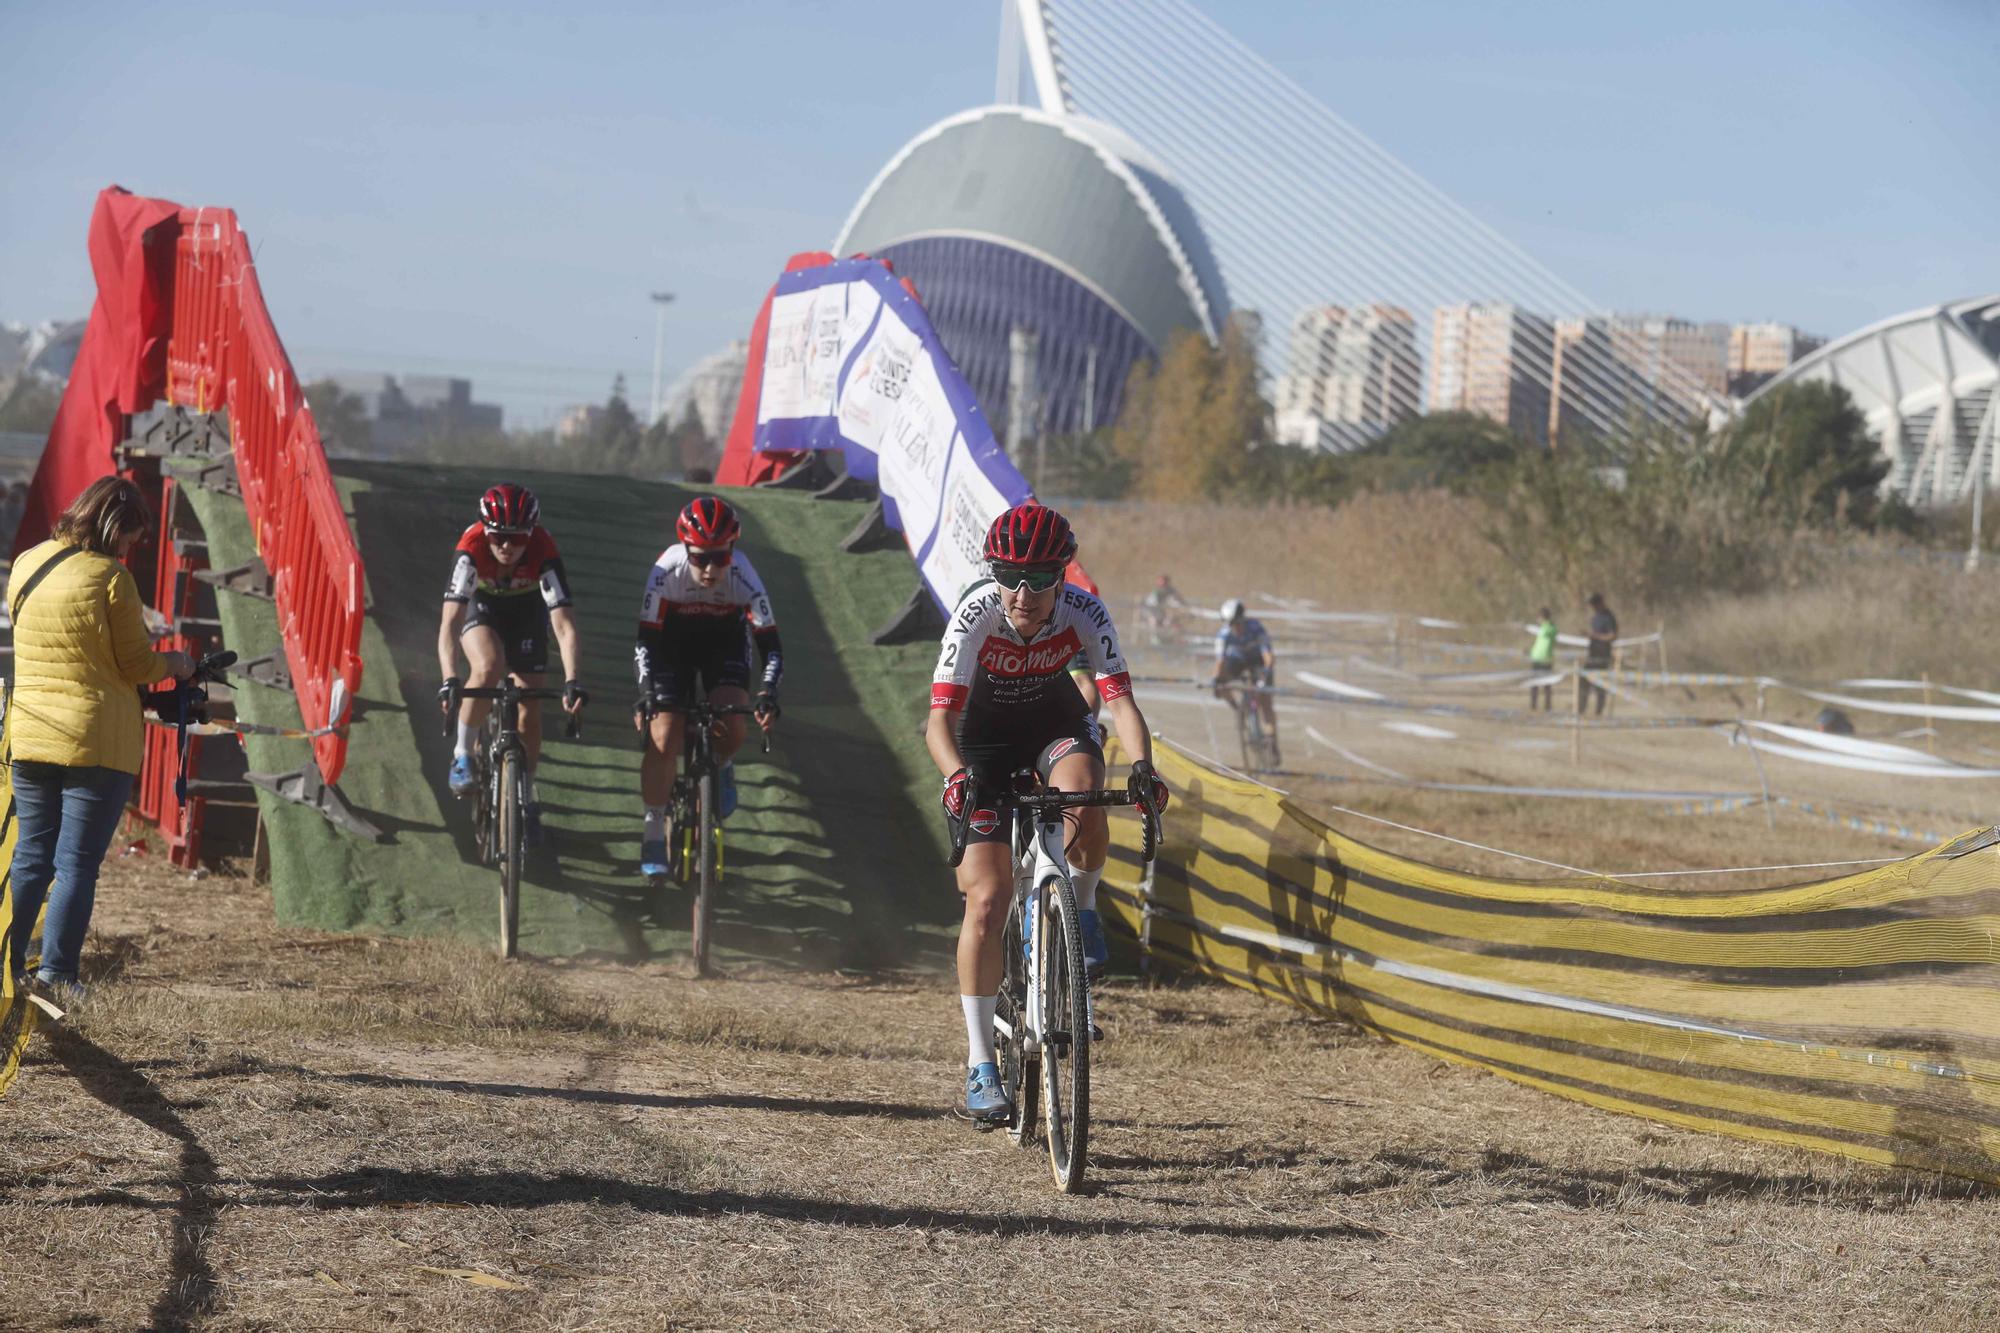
[
  {"left": 1216, "top": 657, "right": 1270, "bottom": 687},
  {"left": 957, "top": 712, "right": 1105, "bottom": 847},
  {"left": 645, "top": 629, "right": 754, "bottom": 711},
  {"left": 463, "top": 593, "right": 549, "bottom": 675}
]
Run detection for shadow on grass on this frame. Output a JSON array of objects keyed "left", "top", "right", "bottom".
[
  {"left": 219, "top": 1164, "right": 1379, "bottom": 1242},
  {"left": 45, "top": 1025, "right": 221, "bottom": 1332}
]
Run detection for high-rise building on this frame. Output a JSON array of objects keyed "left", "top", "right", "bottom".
[
  {"left": 1274, "top": 304, "right": 1421, "bottom": 450},
  {"left": 1547, "top": 314, "right": 1728, "bottom": 443},
  {"left": 1728, "top": 322, "right": 1824, "bottom": 397},
  {"left": 1429, "top": 302, "right": 1553, "bottom": 446}
]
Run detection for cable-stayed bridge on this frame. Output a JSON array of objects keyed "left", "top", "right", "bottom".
[{"left": 995, "top": 0, "right": 1728, "bottom": 449}]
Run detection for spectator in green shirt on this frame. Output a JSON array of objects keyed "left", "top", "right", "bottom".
[{"left": 1528, "top": 608, "right": 1557, "bottom": 711}]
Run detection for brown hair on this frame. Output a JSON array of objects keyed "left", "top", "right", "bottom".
[{"left": 51, "top": 476, "right": 151, "bottom": 556}]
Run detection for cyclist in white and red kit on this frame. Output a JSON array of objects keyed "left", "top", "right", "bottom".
[
  {"left": 926, "top": 502, "right": 1169, "bottom": 1126},
  {"left": 633, "top": 496, "right": 781, "bottom": 879}
]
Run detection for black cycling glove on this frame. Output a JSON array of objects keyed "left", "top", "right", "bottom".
[
  {"left": 564, "top": 680, "right": 589, "bottom": 710},
  {"left": 439, "top": 676, "right": 462, "bottom": 713}
]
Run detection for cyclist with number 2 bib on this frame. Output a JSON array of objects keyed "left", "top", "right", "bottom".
[
  {"left": 928, "top": 503, "right": 1169, "bottom": 1126},
  {"left": 633, "top": 496, "right": 782, "bottom": 880},
  {"left": 439, "top": 483, "right": 587, "bottom": 846}
]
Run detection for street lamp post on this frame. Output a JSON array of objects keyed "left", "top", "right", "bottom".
[{"left": 649, "top": 291, "right": 676, "bottom": 427}]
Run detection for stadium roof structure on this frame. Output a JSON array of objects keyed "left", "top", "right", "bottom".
[
  {"left": 1750, "top": 296, "right": 2000, "bottom": 505},
  {"left": 835, "top": 104, "right": 1228, "bottom": 353},
  {"left": 832, "top": 103, "right": 1230, "bottom": 440}
]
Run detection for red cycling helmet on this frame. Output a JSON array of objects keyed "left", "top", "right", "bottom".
[
  {"left": 479, "top": 482, "right": 539, "bottom": 533},
  {"left": 678, "top": 495, "right": 741, "bottom": 548},
  {"left": 984, "top": 503, "right": 1076, "bottom": 566}
]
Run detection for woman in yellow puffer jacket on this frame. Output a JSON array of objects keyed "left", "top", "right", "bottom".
[{"left": 7, "top": 476, "right": 192, "bottom": 1001}]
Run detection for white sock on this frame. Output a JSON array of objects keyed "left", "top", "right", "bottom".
[
  {"left": 962, "top": 994, "right": 998, "bottom": 1068},
  {"left": 1072, "top": 865, "right": 1104, "bottom": 913},
  {"left": 523, "top": 773, "right": 538, "bottom": 804},
  {"left": 454, "top": 723, "right": 478, "bottom": 758},
  {"left": 644, "top": 805, "right": 668, "bottom": 840}
]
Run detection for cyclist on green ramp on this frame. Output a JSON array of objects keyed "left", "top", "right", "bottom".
[
  {"left": 438, "top": 482, "right": 588, "bottom": 846},
  {"left": 633, "top": 496, "right": 781, "bottom": 880},
  {"left": 928, "top": 503, "right": 1170, "bottom": 1126}
]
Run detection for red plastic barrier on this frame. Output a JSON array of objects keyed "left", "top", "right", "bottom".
[
  {"left": 164, "top": 209, "right": 363, "bottom": 783},
  {"left": 135, "top": 474, "right": 209, "bottom": 866}
]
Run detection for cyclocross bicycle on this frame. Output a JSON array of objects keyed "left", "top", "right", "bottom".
[
  {"left": 951, "top": 771, "right": 1160, "bottom": 1193},
  {"left": 1219, "top": 674, "right": 1280, "bottom": 772},
  {"left": 442, "top": 680, "right": 579, "bottom": 959},
  {"left": 647, "top": 699, "right": 768, "bottom": 977}
]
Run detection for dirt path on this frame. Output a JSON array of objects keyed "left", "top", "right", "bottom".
[{"left": 2, "top": 855, "right": 1996, "bottom": 1330}]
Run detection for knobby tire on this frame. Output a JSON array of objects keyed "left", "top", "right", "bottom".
[
  {"left": 999, "top": 887, "right": 1040, "bottom": 1147},
  {"left": 692, "top": 769, "right": 718, "bottom": 976},
  {"left": 497, "top": 751, "right": 523, "bottom": 960},
  {"left": 1038, "top": 872, "right": 1090, "bottom": 1192}
]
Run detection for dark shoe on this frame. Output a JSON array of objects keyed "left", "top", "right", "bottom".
[
  {"left": 718, "top": 762, "right": 738, "bottom": 819},
  {"left": 524, "top": 802, "right": 545, "bottom": 849},
  {"left": 640, "top": 838, "right": 670, "bottom": 879}
]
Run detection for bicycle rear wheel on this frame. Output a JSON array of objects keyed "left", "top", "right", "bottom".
[
  {"left": 1037, "top": 872, "right": 1090, "bottom": 1192},
  {"left": 691, "top": 769, "right": 718, "bottom": 976},
  {"left": 496, "top": 750, "right": 523, "bottom": 959},
  {"left": 998, "top": 887, "right": 1040, "bottom": 1147}
]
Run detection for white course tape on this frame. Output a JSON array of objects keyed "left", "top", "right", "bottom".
[
  {"left": 1733, "top": 725, "right": 2000, "bottom": 779},
  {"left": 1381, "top": 720, "right": 1457, "bottom": 740},
  {"left": 1305, "top": 725, "right": 1411, "bottom": 781},
  {"left": 1294, "top": 670, "right": 1387, "bottom": 701},
  {"left": 1777, "top": 683, "right": 2000, "bottom": 722}
]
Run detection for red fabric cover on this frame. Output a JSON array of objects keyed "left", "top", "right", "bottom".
[
  {"left": 716, "top": 250, "right": 836, "bottom": 487},
  {"left": 15, "top": 187, "right": 184, "bottom": 555}
]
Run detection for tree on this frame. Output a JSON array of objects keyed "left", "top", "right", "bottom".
[
  {"left": 304, "top": 379, "right": 372, "bottom": 456},
  {"left": 1711, "top": 381, "right": 1887, "bottom": 528},
  {"left": 1359, "top": 410, "right": 1525, "bottom": 493},
  {"left": 1110, "top": 324, "right": 1269, "bottom": 502},
  {"left": 0, "top": 376, "right": 62, "bottom": 435}
]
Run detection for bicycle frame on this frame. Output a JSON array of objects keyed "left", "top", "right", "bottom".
[{"left": 646, "top": 696, "right": 770, "bottom": 976}]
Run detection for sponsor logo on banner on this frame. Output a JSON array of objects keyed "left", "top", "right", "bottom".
[
  {"left": 977, "top": 628, "right": 1082, "bottom": 679},
  {"left": 874, "top": 346, "right": 911, "bottom": 400}
]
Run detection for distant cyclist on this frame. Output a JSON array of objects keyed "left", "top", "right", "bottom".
[
  {"left": 438, "top": 483, "right": 587, "bottom": 846},
  {"left": 1139, "top": 573, "right": 1188, "bottom": 645},
  {"left": 634, "top": 496, "right": 781, "bottom": 879},
  {"left": 929, "top": 502, "right": 1169, "bottom": 1126},
  {"left": 1212, "top": 598, "right": 1279, "bottom": 765}
]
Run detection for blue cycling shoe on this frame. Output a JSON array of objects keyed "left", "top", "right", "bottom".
[
  {"left": 961, "top": 1061, "right": 1013, "bottom": 1126},
  {"left": 447, "top": 754, "right": 477, "bottom": 797},
  {"left": 640, "top": 838, "right": 670, "bottom": 879},
  {"left": 524, "top": 802, "right": 545, "bottom": 849},
  {"left": 1079, "top": 909, "right": 1109, "bottom": 978},
  {"left": 718, "top": 761, "right": 738, "bottom": 819}
]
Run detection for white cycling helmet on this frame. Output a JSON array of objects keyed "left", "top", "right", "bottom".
[{"left": 1221, "top": 598, "right": 1245, "bottom": 622}]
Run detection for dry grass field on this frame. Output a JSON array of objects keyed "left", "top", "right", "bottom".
[
  {"left": 3, "top": 830, "right": 1998, "bottom": 1332},
  {"left": 7, "top": 498, "right": 2000, "bottom": 1330}
]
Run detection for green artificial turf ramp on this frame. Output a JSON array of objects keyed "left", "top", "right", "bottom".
[{"left": 178, "top": 460, "right": 956, "bottom": 969}]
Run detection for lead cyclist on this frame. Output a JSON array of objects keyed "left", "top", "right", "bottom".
[{"left": 926, "top": 503, "right": 1170, "bottom": 1126}]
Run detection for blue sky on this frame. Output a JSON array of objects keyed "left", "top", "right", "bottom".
[{"left": 2, "top": 0, "right": 1991, "bottom": 429}]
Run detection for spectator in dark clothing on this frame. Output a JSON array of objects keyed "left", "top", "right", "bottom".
[{"left": 1577, "top": 592, "right": 1616, "bottom": 716}]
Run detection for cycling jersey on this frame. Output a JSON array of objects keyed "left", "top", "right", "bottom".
[
  {"left": 634, "top": 544, "right": 782, "bottom": 695},
  {"left": 444, "top": 523, "right": 573, "bottom": 608},
  {"left": 931, "top": 581, "right": 1131, "bottom": 718},
  {"left": 1215, "top": 618, "right": 1272, "bottom": 670}
]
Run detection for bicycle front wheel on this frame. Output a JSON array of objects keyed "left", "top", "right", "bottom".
[
  {"left": 1037, "top": 873, "right": 1090, "bottom": 1192},
  {"left": 691, "top": 769, "right": 718, "bottom": 977},
  {"left": 496, "top": 750, "right": 523, "bottom": 959},
  {"left": 998, "top": 887, "right": 1040, "bottom": 1147}
]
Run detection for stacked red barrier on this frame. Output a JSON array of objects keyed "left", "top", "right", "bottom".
[
  {"left": 134, "top": 475, "right": 208, "bottom": 866},
  {"left": 163, "top": 210, "right": 363, "bottom": 784}
]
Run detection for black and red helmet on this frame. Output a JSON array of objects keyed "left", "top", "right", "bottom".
[
  {"left": 677, "top": 495, "right": 741, "bottom": 548},
  {"left": 479, "top": 482, "right": 539, "bottom": 533},
  {"left": 983, "top": 503, "right": 1076, "bottom": 566}
]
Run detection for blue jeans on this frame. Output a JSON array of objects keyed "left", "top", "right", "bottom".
[{"left": 8, "top": 762, "right": 135, "bottom": 983}]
